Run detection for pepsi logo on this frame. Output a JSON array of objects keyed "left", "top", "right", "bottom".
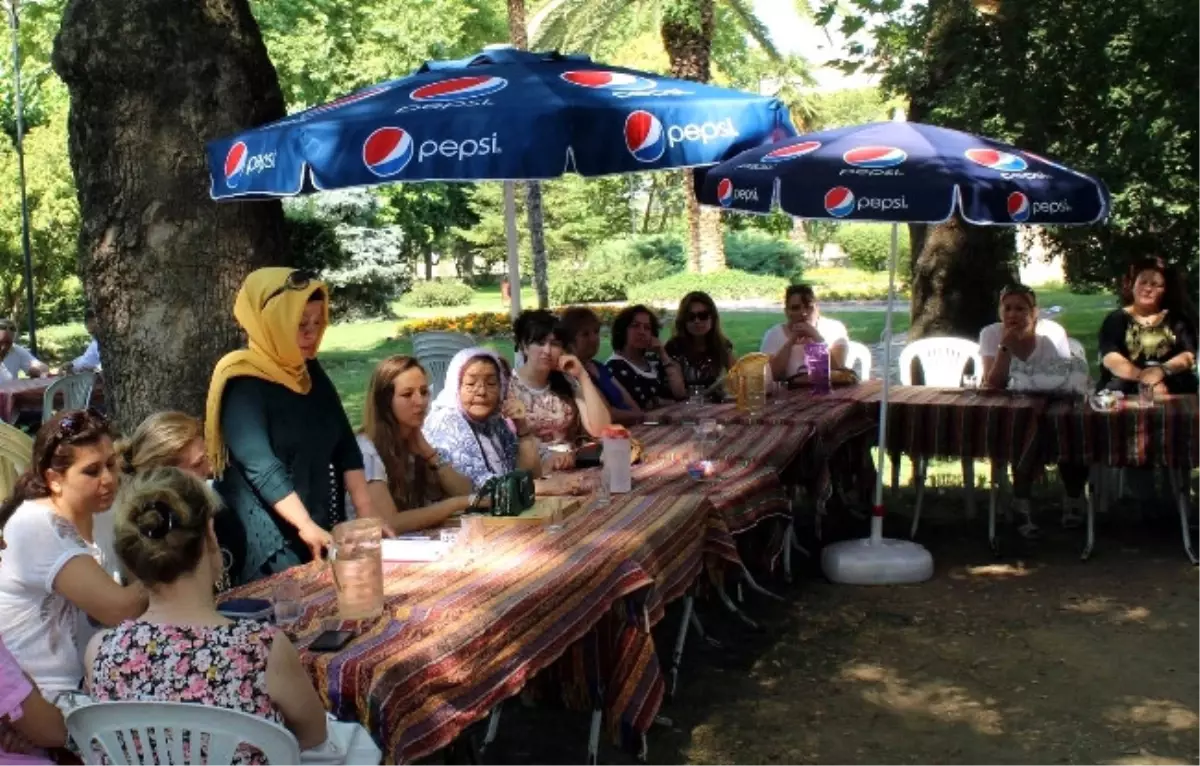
[
  {"left": 223, "top": 141, "right": 275, "bottom": 188},
  {"left": 224, "top": 142, "right": 247, "bottom": 186},
  {"left": 843, "top": 146, "right": 908, "bottom": 168},
  {"left": 625, "top": 111, "right": 665, "bottom": 163},
  {"left": 717, "top": 178, "right": 734, "bottom": 207},
  {"left": 763, "top": 141, "right": 821, "bottom": 162},
  {"left": 561, "top": 70, "right": 656, "bottom": 91},
  {"left": 363, "top": 127, "right": 414, "bottom": 177},
  {"left": 410, "top": 76, "right": 507, "bottom": 102},
  {"left": 966, "top": 148, "right": 1028, "bottom": 173},
  {"left": 1007, "top": 191, "right": 1030, "bottom": 222},
  {"left": 824, "top": 187, "right": 856, "bottom": 218}
]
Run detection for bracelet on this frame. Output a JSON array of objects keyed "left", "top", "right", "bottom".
[
  {"left": 424, "top": 452, "right": 444, "bottom": 469},
  {"left": 997, "top": 345, "right": 1010, "bottom": 354}
]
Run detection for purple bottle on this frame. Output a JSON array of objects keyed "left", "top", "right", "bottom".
[{"left": 805, "top": 342, "right": 831, "bottom": 395}]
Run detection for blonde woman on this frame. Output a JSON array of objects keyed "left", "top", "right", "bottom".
[
  {"left": 352, "top": 356, "right": 476, "bottom": 533},
  {"left": 116, "top": 412, "right": 211, "bottom": 479}
]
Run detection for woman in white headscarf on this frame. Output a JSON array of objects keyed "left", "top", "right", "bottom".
[{"left": 422, "top": 348, "right": 542, "bottom": 490}]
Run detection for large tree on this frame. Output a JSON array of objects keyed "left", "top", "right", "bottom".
[{"left": 53, "top": 0, "right": 288, "bottom": 432}]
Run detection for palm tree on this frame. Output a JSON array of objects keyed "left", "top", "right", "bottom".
[
  {"left": 505, "top": 0, "right": 552, "bottom": 307},
  {"left": 531, "top": 0, "right": 809, "bottom": 273}
]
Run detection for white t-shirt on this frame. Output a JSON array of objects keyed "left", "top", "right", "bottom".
[
  {"left": 0, "top": 345, "right": 39, "bottom": 381},
  {"left": 760, "top": 318, "right": 850, "bottom": 379},
  {"left": 0, "top": 500, "right": 107, "bottom": 693},
  {"left": 346, "top": 434, "right": 386, "bottom": 520},
  {"left": 978, "top": 323, "right": 1068, "bottom": 363}
]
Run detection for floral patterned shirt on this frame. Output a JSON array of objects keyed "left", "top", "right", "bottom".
[
  {"left": 89, "top": 620, "right": 282, "bottom": 765},
  {"left": 506, "top": 373, "right": 582, "bottom": 445}
]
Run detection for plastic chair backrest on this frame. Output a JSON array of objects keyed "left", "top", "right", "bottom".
[
  {"left": 1036, "top": 318, "right": 1069, "bottom": 351},
  {"left": 68, "top": 700, "right": 301, "bottom": 765},
  {"left": 0, "top": 422, "right": 32, "bottom": 501},
  {"left": 42, "top": 372, "right": 97, "bottom": 424},
  {"left": 1067, "top": 337, "right": 1086, "bottom": 362},
  {"left": 898, "top": 337, "right": 982, "bottom": 388},
  {"left": 412, "top": 332, "right": 473, "bottom": 399},
  {"left": 844, "top": 341, "right": 872, "bottom": 381}
]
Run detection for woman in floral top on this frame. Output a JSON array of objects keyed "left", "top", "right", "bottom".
[
  {"left": 506, "top": 311, "right": 611, "bottom": 466},
  {"left": 85, "top": 467, "right": 328, "bottom": 763}
]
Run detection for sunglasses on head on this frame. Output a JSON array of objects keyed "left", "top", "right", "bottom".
[
  {"left": 41, "top": 408, "right": 108, "bottom": 469},
  {"left": 687, "top": 310, "right": 711, "bottom": 322},
  {"left": 262, "top": 270, "right": 318, "bottom": 310}
]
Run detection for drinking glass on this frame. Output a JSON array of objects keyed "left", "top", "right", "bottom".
[
  {"left": 1139, "top": 381, "right": 1156, "bottom": 408},
  {"left": 458, "top": 515, "right": 486, "bottom": 558},
  {"left": 273, "top": 580, "right": 303, "bottom": 629},
  {"left": 961, "top": 373, "right": 979, "bottom": 401}
]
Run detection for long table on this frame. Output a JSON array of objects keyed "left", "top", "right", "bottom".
[
  {"left": 0, "top": 375, "right": 105, "bottom": 423},
  {"left": 224, "top": 491, "right": 740, "bottom": 763}
]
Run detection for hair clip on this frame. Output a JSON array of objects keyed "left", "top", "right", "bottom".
[{"left": 139, "top": 500, "right": 176, "bottom": 540}]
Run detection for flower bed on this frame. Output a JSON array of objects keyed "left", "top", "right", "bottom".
[{"left": 396, "top": 305, "right": 668, "bottom": 339}]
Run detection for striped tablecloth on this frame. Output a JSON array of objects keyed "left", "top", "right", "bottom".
[
  {"left": 830, "top": 380, "right": 1045, "bottom": 473},
  {"left": 1040, "top": 394, "right": 1199, "bottom": 469},
  {"left": 223, "top": 491, "right": 733, "bottom": 763}
]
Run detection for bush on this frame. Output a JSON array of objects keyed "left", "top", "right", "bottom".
[
  {"left": 627, "top": 269, "right": 788, "bottom": 304},
  {"left": 834, "top": 224, "right": 910, "bottom": 272},
  {"left": 724, "top": 230, "right": 804, "bottom": 280},
  {"left": 549, "top": 272, "right": 627, "bottom": 304},
  {"left": 404, "top": 280, "right": 475, "bottom": 308}
]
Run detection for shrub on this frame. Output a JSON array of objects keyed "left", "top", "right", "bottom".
[
  {"left": 404, "top": 280, "right": 475, "bottom": 308},
  {"left": 834, "top": 224, "right": 910, "bottom": 272},
  {"left": 627, "top": 270, "right": 788, "bottom": 304},
  {"left": 724, "top": 230, "right": 805, "bottom": 280},
  {"left": 549, "top": 272, "right": 627, "bottom": 304}
]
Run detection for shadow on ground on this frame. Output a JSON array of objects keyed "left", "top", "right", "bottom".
[{"left": 473, "top": 505, "right": 1198, "bottom": 765}]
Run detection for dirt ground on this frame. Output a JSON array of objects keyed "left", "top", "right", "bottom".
[{"left": 485, "top": 502, "right": 1199, "bottom": 765}]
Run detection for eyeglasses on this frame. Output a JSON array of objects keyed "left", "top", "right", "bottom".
[
  {"left": 461, "top": 379, "right": 500, "bottom": 392},
  {"left": 262, "top": 270, "right": 317, "bottom": 310},
  {"left": 687, "top": 311, "right": 711, "bottom": 322}
]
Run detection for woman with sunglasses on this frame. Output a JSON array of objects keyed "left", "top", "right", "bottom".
[
  {"left": 206, "top": 268, "right": 375, "bottom": 585},
  {"left": 665, "top": 292, "right": 735, "bottom": 394},
  {"left": 0, "top": 409, "right": 148, "bottom": 695}
]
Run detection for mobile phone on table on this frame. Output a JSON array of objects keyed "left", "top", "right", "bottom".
[{"left": 308, "top": 629, "right": 356, "bottom": 652}]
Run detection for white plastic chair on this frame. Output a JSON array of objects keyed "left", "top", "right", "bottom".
[
  {"left": 896, "top": 337, "right": 983, "bottom": 537},
  {"left": 412, "top": 332, "right": 473, "bottom": 399},
  {"left": 844, "top": 341, "right": 872, "bottom": 381},
  {"left": 42, "top": 371, "right": 97, "bottom": 423},
  {"left": 1038, "top": 318, "right": 1069, "bottom": 354},
  {"left": 68, "top": 700, "right": 300, "bottom": 765},
  {"left": 1067, "top": 337, "right": 1086, "bottom": 362},
  {"left": 0, "top": 421, "right": 32, "bottom": 501}
]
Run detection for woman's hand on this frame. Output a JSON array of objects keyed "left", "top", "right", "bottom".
[
  {"left": 409, "top": 429, "right": 437, "bottom": 462},
  {"left": 558, "top": 353, "right": 586, "bottom": 380},
  {"left": 1139, "top": 365, "right": 1167, "bottom": 386},
  {"left": 543, "top": 451, "right": 575, "bottom": 473},
  {"left": 788, "top": 322, "right": 819, "bottom": 344},
  {"left": 298, "top": 523, "right": 333, "bottom": 561}
]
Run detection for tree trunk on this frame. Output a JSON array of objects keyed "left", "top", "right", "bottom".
[
  {"left": 53, "top": 0, "right": 286, "bottom": 433},
  {"left": 662, "top": 0, "right": 723, "bottom": 272},
  {"left": 424, "top": 249, "right": 433, "bottom": 280},
  {"left": 904, "top": 0, "right": 1013, "bottom": 340},
  {"left": 908, "top": 217, "right": 1016, "bottom": 339},
  {"left": 504, "top": 0, "right": 550, "bottom": 308}
]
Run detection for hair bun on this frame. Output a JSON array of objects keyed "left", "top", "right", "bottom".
[{"left": 137, "top": 500, "right": 175, "bottom": 540}]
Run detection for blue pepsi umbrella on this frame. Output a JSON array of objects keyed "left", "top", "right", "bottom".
[
  {"left": 694, "top": 121, "right": 1109, "bottom": 579},
  {"left": 695, "top": 121, "right": 1108, "bottom": 224},
  {"left": 206, "top": 48, "right": 794, "bottom": 199}
]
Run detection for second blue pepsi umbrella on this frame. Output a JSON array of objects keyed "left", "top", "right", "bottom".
[{"left": 696, "top": 121, "right": 1108, "bottom": 225}]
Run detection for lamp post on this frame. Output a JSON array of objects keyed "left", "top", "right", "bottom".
[{"left": 5, "top": 0, "right": 37, "bottom": 356}]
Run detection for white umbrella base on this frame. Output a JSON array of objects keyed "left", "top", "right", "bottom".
[{"left": 821, "top": 537, "right": 934, "bottom": 585}]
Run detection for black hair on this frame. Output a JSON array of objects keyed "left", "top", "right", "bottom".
[
  {"left": 785, "top": 284, "right": 816, "bottom": 304},
  {"left": 512, "top": 310, "right": 573, "bottom": 400},
  {"left": 611, "top": 305, "right": 659, "bottom": 352}
]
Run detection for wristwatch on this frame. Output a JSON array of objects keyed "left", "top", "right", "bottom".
[
  {"left": 423, "top": 452, "right": 444, "bottom": 469},
  {"left": 997, "top": 344, "right": 1010, "bottom": 354}
]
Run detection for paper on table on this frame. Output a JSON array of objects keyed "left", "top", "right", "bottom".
[{"left": 380, "top": 536, "right": 449, "bottom": 562}]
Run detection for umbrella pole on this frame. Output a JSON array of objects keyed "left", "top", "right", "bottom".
[
  {"left": 870, "top": 223, "right": 900, "bottom": 545},
  {"left": 504, "top": 181, "right": 521, "bottom": 320}
]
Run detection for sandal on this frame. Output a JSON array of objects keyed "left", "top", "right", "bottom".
[{"left": 1013, "top": 499, "right": 1040, "bottom": 539}]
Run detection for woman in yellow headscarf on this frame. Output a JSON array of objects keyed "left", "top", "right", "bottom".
[{"left": 206, "top": 268, "right": 374, "bottom": 585}]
